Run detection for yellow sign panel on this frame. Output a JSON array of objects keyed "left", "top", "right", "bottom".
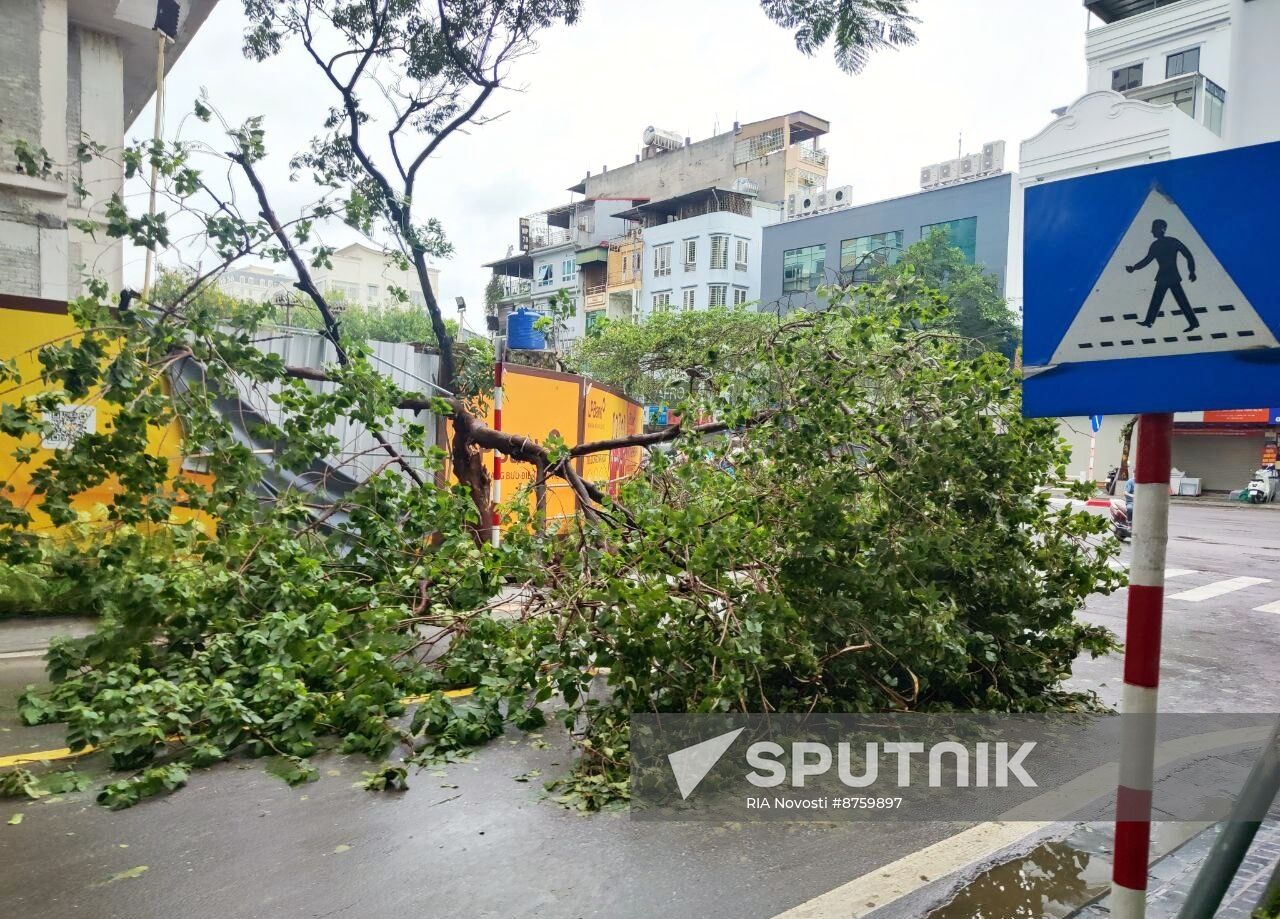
[
  {"left": 580, "top": 384, "right": 643, "bottom": 498},
  {"left": 477, "top": 365, "right": 644, "bottom": 527},
  {"left": 0, "top": 300, "right": 205, "bottom": 532}
]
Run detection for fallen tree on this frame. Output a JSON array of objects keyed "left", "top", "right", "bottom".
[{"left": 0, "top": 0, "right": 1123, "bottom": 810}]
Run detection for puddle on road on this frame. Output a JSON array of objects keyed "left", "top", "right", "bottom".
[{"left": 926, "top": 839, "right": 1110, "bottom": 919}]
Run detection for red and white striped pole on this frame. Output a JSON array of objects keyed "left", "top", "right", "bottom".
[
  {"left": 1111, "top": 412, "right": 1173, "bottom": 918},
  {"left": 490, "top": 360, "right": 504, "bottom": 547}
]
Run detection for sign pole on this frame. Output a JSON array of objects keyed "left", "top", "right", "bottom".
[
  {"left": 490, "top": 360, "right": 504, "bottom": 547},
  {"left": 1111, "top": 412, "right": 1173, "bottom": 919}
]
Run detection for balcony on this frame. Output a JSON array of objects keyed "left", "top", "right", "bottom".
[
  {"left": 499, "top": 279, "right": 532, "bottom": 301},
  {"left": 584, "top": 285, "right": 607, "bottom": 311},
  {"left": 1124, "top": 71, "right": 1226, "bottom": 136},
  {"left": 799, "top": 145, "right": 829, "bottom": 167},
  {"left": 1085, "top": 0, "right": 1187, "bottom": 25}
]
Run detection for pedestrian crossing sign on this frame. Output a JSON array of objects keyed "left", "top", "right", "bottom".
[{"left": 1022, "top": 141, "right": 1280, "bottom": 418}]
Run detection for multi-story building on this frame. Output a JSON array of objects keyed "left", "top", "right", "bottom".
[
  {"left": 759, "top": 172, "right": 1016, "bottom": 313},
  {"left": 0, "top": 0, "right": 219, "bottom": 301},
  {"left": 311, "top": 242, "right": 441, "bottom": 311},
  {"left": 218, "top": 264, "right": 293, "bottom": 302},
  {"left": 216, "top": 243, "right": 441, "bottom": 312},
  {"left": 1024, "top": 0, "right": 1280, "bottom": 490},
  {"left": 484, "top": 112, "right": 832, "bottom": 349},
  {"left": 616, "top": 187, "right": 780, "bottom": 320},
  {"left": 570, "top": 113, "right": 831, "bottom": 207},
  {"left": 485, "top": 197, "right": 647, "bottom": 346}
]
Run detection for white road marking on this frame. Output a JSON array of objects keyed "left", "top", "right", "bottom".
[
  {"left": 1252, "top": 599, "right": 1280, "bottom": 614},
  {"left": 1170, "top": 576, "right": 1271, "bottom": 602},
  {"left": 1163, "top": 569, "right": 1197, "bottom": 579},
  {"left": 766, "top": 821, "right": 1049, "bottom": 919}
]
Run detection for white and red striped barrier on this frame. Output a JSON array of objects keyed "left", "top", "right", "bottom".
[
  {"left": 1111, "top": 412, "right": 1173, "bottom": 918},
  {"left": 490, "top": 362, "right": 504, "bottom": 547}
]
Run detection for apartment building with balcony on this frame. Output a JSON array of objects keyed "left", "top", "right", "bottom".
[
  {"left": 613, "top": 187, "right": 781, "bottom": 320},
  {"left": 484, "top": 197, "right": 645, "bottom": 347},
  {"left": 482, "top": 112, "right": 834, "bottom": 348},
  {"left": 570, "top": 112, "right": 830, "bottom": 207}
]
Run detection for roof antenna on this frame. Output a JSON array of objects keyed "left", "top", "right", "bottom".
[{"left": 958, "top": 131, "right": 963, "bottom": 159}]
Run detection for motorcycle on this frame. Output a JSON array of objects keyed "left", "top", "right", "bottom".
[
  {"left": 1110, "top": 496, "right": 1131, "bottom": 541},
  {"left": 1246, "top": 465, "right": 1279, "bottom": 504},
  {"left": 1105, "top": 466, "right": 1120, "bottom": 495}
]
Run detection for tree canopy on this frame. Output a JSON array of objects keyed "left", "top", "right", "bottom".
[{"left": 569, "top": 306, "right": 781, "bottom": 405}]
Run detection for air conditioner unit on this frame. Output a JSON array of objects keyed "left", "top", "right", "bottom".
[
  {"left": 828, "top": 185, "right": 852, "bottom": 209},
  {"left": 920, "top": 165, "right": 939, "bottom": 189},
  {"left": 800, "top": 193, "right": 817, "bottom": 213},
  {"left": 980, "top": 140, "right": 1006, "bottom": 175},
  {"left": 786, "top": 193, "right": 798, "bottom": 218},
  {"left": 938, "top": 160, "right": 955, "bottom": 183},
  {"left": 959, "top": 156, "right": 977, "bottom": 177},
  {"left": 815, "top": 191, "right": 829, "bottom": 209}
]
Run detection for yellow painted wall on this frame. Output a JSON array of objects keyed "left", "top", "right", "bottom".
[
  {"left": 0, "top": 302, "right": 206, "bottom": 533},
  {"left": 580, "top": 385, "right": 643, "bottom": 498},
  {"left": 476, "top": 364, "right": 644, "bottom": 528}
]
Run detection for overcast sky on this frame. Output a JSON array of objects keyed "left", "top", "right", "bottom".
[{"left": 131, "top": 0, "right": 1093, "bottom": 329}]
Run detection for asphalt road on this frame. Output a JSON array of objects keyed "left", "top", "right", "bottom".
[{"left": 1, "top": 501, "right": 1278, "bottom": 919}]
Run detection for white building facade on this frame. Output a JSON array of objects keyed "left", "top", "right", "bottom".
[
  {"left": 311, "top": 242, "right": 441, "bottom": 311},
  {"left": 1022, "top": 0, "right": 1280, "bottom": 489},
  {"left": 628, "top": 191, "right": 780, "bottom": 319}
]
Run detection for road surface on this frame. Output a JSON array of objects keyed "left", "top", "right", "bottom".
[{"left": 1, "top": 502, "right": 1277, "bottom": 919}]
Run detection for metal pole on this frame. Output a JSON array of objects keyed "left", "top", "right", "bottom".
[
  {"left": 141, "top": 32, "right": 167, "bottom": 300},
  {"left": 490, "top": 360, "right": 504, "bottom": 547},
  {"left": 1089, "top": 431, "right": 1097, "bottom": 486},
  {"left": 1176, "top": 719, "right": 1280, "bottom": 919},
  {"left": 1111, "top": 412, "right": 1173, "bottom": 919}
]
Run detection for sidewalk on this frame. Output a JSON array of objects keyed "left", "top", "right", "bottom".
[{"left": 1075, "top": 821, "right": 1280, "bottom": 918}]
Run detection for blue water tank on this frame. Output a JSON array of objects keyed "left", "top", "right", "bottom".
[{"left": 507, "top": 307, "right": 546, "bottom": 351}]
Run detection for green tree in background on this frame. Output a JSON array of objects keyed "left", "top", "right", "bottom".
[
  {"left": 569, "top": 306, "right": 780, "bottom": 404},
  {"left": 876, "top": 229, "right": 1021, "bottom": 359}
]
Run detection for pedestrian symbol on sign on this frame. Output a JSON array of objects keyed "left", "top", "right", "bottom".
[
  {"left": 1044, "top": 187, "right": 1278, "bottom": 367},
  {"left": 1127, "top": 219, "right": 1198, "bottom": 332}
]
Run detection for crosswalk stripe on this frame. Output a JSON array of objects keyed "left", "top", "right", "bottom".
[
  {"left": 1164, "top": 569, "right": 1197, "bottom": 579},
  {"left": 1170, "top": 576, "right": 1272, "bottom": 602},
  {"left": 1253, "top": 600, "right": 1280, "bottom": 614}
]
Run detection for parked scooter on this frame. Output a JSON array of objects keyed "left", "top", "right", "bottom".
[
  {"left": 1105, "top": 466, "right": 1120, "bottom": 495},
  {"left": 1110, "top": 497, "right": 1131, "bottom": 541},
  {"left": 1246, "top": 465, "right": 1280, "bottom": 504}
]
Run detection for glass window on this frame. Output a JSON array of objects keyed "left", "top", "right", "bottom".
[
  {"left": 653, "top": 245, "right": 671, "bottom": 277},
  {"left": 840, "top": 231, "right": 904, "bottom": 281},
  {"left": 562, "top": 258, "right": 576, "bottom": 282},
  {"left": 1166, "top": 47, "right": 1200, "bottom": 78},
  {"left": 1111, "top": 63, "right": 1143, "bottom": 92},
  {"left": 735, "top": 239, "right": 749, "bottom": 271},
  {"left": 732, "top": 287, "right": 748, "bottom": 306},
  {"left": 782, "top": 244, "right": 826, "bottom": 292},
  {"left": 585, "top": 310, "right": 605, "bottom": 334},
  {"left": 367, "top": 284, "right": 379, "bottom": 301},
  {"left": 652, "top": 291, "right": 672, "bottom": 312},
  {"left": 920, "top": 217, "right": 978, "bottom": 264},
  {"left": 1148, "top": 85, "right": 1195, "bottom": 117},
  {"left": 537, "top": 263, "right": 554, "bottom": 287},
  {"left": 1204, "top": 78, "right": 1226, "bottom": 136},
  {"left": 710, "top": 234, "right": 729, "bottom": 270},
  {"left": 682, "top": 288, "right": 696, "bottom": 311},
  {"left": 708, "top": 284, "right": 728, "bottom": 308},
  {"left": 683, "top": 239, "right": 697, "bottom": 271}
]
